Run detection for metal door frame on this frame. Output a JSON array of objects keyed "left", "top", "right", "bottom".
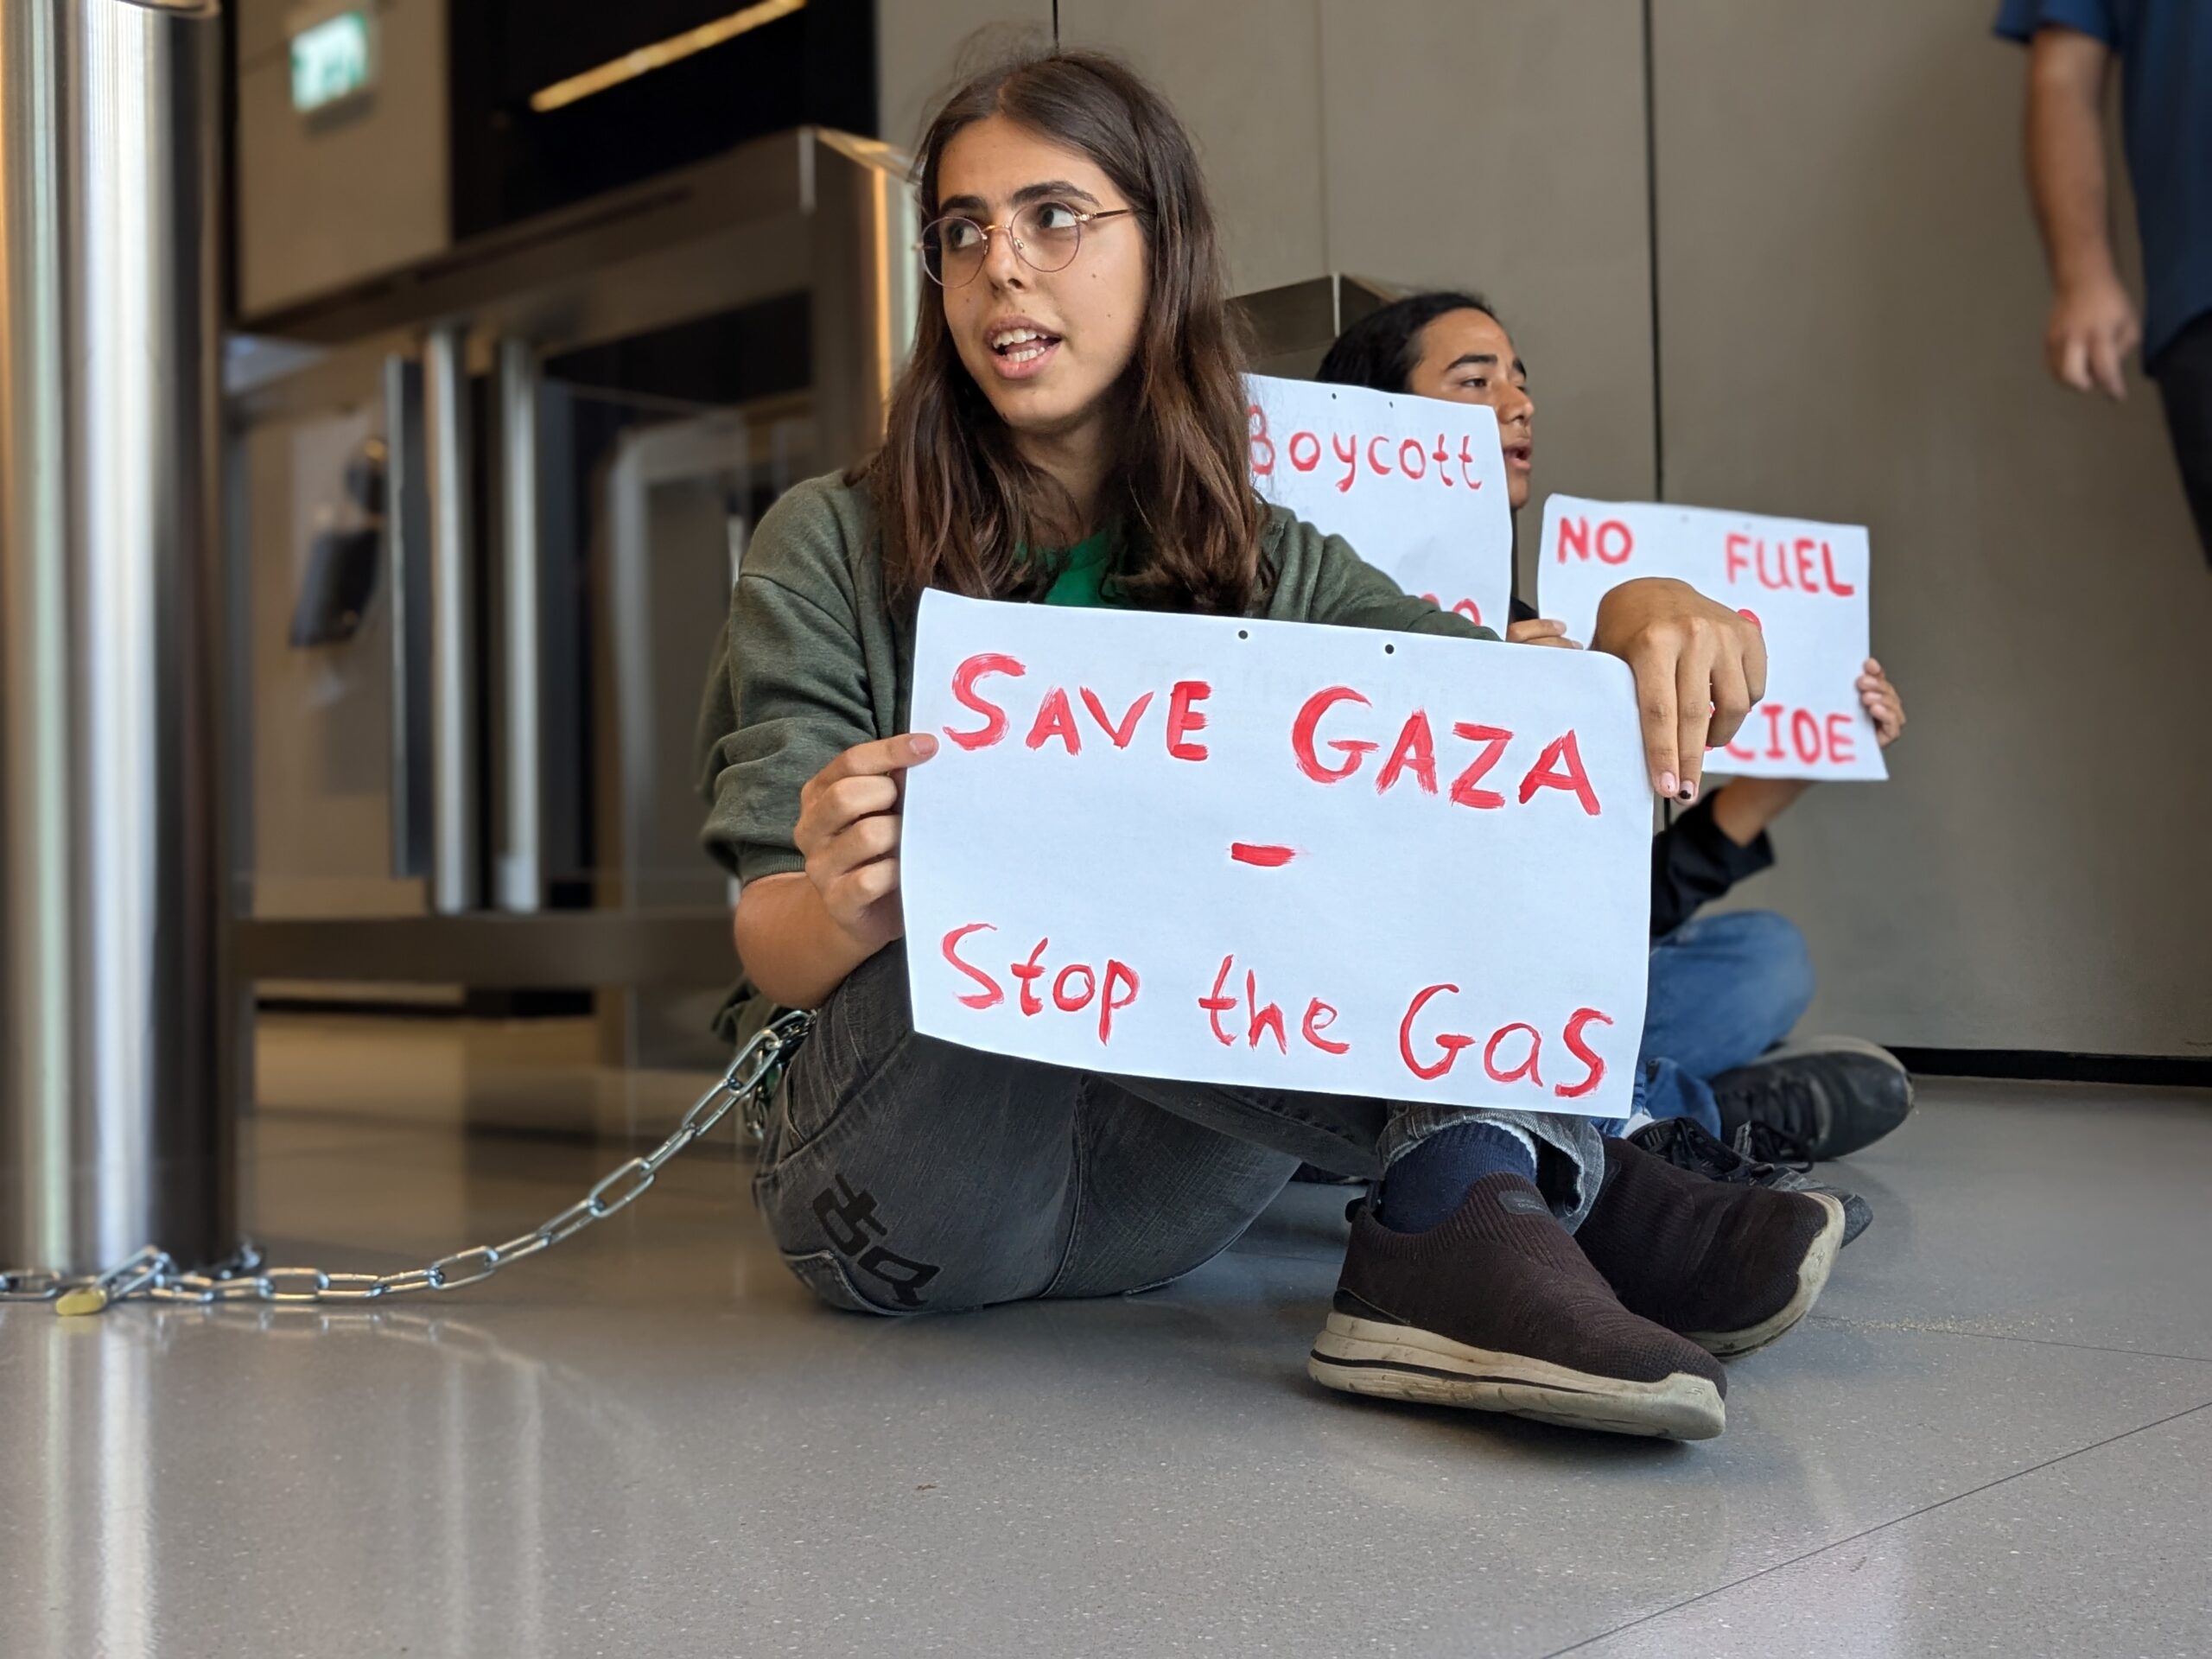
[{"left": 228, "top": 127, "right": 914, "bottom": 1000}]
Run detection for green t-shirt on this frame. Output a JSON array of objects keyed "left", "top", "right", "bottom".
[{"left": 1036, "top": 525, "right": 1126, "bottom": 608}]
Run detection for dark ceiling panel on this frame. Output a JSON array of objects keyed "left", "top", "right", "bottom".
[{"left": 448, "top": 0, "right": 875, "bottom": 240}]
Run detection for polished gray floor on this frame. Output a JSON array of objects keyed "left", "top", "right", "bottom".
[{"left": 3, "top": 1027, "right": 2209, "bottom": 1658}]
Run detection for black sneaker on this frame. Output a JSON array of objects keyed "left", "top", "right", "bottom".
[
  {"left": 1732, "top": 1118, "right": 1815, "bottom": 1168},
  {"left": 1576, "top": 1137, "right": 1847, "bottom": 1357},
  {"left": 1629, "top": 1117, "right": 1874, "bottom": 1246},
  {"left": 1710, "top": 1036, "right": 1914, "bottom": 1160},
  {"left": 1731, "top": 1122, "right": 1878, "bottom": 1247},
  {"left": 1310, "top": 1173, "right": 1728, "bottom": 1440}
]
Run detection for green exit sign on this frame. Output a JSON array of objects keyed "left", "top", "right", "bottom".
[{"left": 290, "top": 10, "right": 375, "bottom": 114}]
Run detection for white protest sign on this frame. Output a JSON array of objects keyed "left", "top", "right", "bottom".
[
  {"left": 1537, "top": 496, "right": 1885, "bottom": 781},
  {"left": 1247, "top": 373, "right": 1513, "bottom": 636},
  {"left": 899, "top": 592, "right": 1651, "bottom": 1119}
]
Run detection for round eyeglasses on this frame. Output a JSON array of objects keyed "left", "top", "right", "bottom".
[{"left": 918, "top": 201, "right": 1136, "bottom": 288}]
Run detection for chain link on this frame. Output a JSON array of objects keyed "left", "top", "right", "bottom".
[{"left": 0, "top": 1011, "right": 811, "bottom": 1317}]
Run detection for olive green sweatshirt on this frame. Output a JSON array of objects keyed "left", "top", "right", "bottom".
[{"left": 693, "top": 471, "right": 1495, "bottom": 898}]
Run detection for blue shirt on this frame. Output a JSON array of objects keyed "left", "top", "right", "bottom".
[{"left": 1996, "top": 0, "right": 2212, "bottom": 365}]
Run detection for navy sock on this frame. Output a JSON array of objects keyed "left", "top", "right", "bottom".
[{"left": 1376, "top": 1122, "right": 1541, "bottom": 1233}]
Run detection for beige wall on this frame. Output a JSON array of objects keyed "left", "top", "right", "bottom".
[
  {"left": 878, "top": 0, "right": 1053, "bottom": 154},
  {"left": 1313, "top": 1, "right": 1654, "bottom": 592},
  {"left": 1062, "top": 0, "right": 1329, "bottom": 294},
  {"left": 880, "top": 1, "right": 2211, "bottom": 1054},
  {"left": 1654, "top": 1, "right": 2212, "bottom": 1054},
  {"left": 236, "top": 0, "right": 449, "bottom": 319}
]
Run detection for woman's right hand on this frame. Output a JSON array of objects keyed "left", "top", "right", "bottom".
[
  {"left": 1591, "top": 576, "right": 1766, "bottom": 803},
  {"left": 794, "top": 732, "right": 938, "bottom": 953}
]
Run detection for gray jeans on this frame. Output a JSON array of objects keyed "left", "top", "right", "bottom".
[{"left": 753, "top": 944, "right": 1605, "bottom": 1315}]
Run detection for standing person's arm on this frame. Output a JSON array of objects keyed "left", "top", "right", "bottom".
[{"left": 2023, "top": 24, "right": 2140, "bottom": 398}]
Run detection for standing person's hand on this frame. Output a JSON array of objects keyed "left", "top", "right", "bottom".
[
  {"left": 1590, "top": 578, "right": 1766, "bottom": 804},
  {"left": 793, "top": 733, "right": 938, "bottom": 954},
  {"left": 2046, "top": 273, "right": 2139, "bottom": 400},
  {"left": 1506, "top": 616, "right": 1582, "bottom": 650},
  {"left": 1858, "top": 658, "right": 1907, "bottom": 747}
]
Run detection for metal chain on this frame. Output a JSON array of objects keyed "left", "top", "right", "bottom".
[{"left": 0, "top": 1011, "right": 812, "bottom": 1318}]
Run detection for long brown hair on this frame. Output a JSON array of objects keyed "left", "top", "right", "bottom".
[{"left": 862, "top": 48, "right": 1269, "bottom": 614}]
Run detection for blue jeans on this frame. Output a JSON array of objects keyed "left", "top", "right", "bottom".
[{"left": 1625, "top": 910, "right": 1815, "bottom": 1136}]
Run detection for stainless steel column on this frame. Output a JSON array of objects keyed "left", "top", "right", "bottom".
[
  {"left": 0, "top": 0, "right": 232, "bottom": 1271},
  {"left": 808, "top": 130, "right": 920, "bottom": 468},
  {"left": 422, "top": 323, "right": 479, "bottom": 914},
  {"left": 493, "top": 339, "right": 542, "bottom": 913}
]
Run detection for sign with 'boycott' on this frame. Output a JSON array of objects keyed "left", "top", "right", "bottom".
[
  {"left": 1247, "top": 374, "right": 1513, "bottom": 637},
  {"left": 899, "top": 592, "right": 1651, "bottom": 1120},
  {"left": 1537, "top": 496, "right": 1886, "bottom": 781}
]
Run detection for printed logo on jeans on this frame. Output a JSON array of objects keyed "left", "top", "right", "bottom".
[
  {"left": 1497, "top": 1189, "right": 1550, "bottom": 1217},
  {"left": 812, "top": 1173, "right": 943, "bottom": 1308}
]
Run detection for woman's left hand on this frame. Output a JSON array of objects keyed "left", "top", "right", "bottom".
[
  {"left": 1858, "top": 658, "right": 1907, "bottom": 747},
  {"left": 1506, "top": 615, "right": 1583, "bottom": 650},
  {"left": 1590, "top": 577, "right": 1767, "bottom": 803}
]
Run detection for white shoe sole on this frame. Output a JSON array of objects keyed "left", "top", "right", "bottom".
[
  {"left": 1685, "top": 1192, "right": 1847, "bottom": 1357},
  {"left": 1307, "top": 1313, "right": 1726, "bottom": 1440}
]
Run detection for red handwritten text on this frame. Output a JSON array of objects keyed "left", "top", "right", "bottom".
[
  {"left": 1399, "top": 988, "right": 1612, "bottom": 1096},
  {"left": 1722, "top": 533, "right": 1857, "bottom": 597},
  {"left": 1290, "top": 690, "right": 1603, "bottom": 816},
  {"left": 944, "top": 654, "right": 1211, "bottom": 764},
  {"left": 1199, "top": 955, "right": 1347, "bottom": 1057},
  {"left": 1720, "top": 703, "right": 1860, "bottom": 768},
  {"left": 1250, "top": 403, "right": 1489, "bottom": 496},
  {"left": 1554, "top": 515, "right": 1635, "bottom": 565},
  {"left": 941, "top": 924, "right": 1141, "bottom": 1045}
]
